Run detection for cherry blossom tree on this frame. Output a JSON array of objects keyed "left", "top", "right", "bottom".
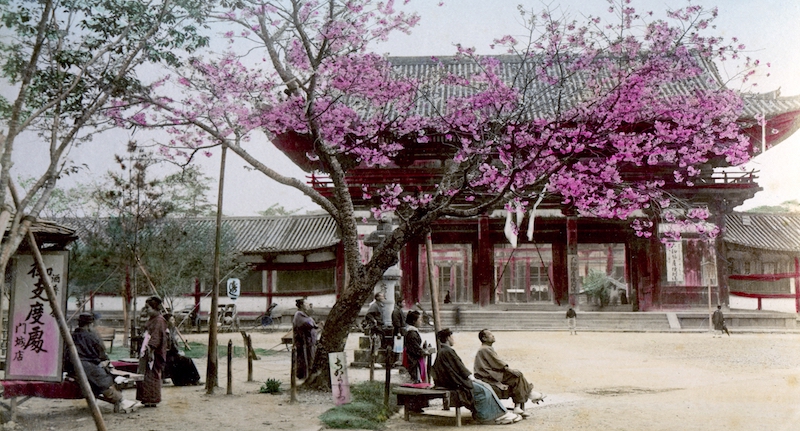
[{"left": 131, "top": 0, "right": 762, "bottom": 389}]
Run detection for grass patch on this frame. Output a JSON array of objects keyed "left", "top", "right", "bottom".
[
  {"left": 182, "top": 342, "right": 276, "bottom": 359},
  {"left": 107, "top": 341, "right": 275, "bottom": 360},
  {"left": 319, "top": 381, "right": 398, "bottom": 430}
]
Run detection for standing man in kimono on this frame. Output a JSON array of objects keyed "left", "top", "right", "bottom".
[{"left": 293, "top": 298, "right": 319, "bottom": 379}]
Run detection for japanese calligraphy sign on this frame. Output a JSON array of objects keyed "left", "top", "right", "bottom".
[
  {"left": 328, "top": 351, "right": 351, "bottom": 406},
  {"left": 6, "top": 252, "right": 69, "bottom": 381},
  {"left": 665, "top": 241, "right": 685, "bottom": 283},
  {"left": 226, "top": 278, "right": 240, "bottom": 301},
  {"left": 702, "top": 248, "right": 718, "bottom": 287}
]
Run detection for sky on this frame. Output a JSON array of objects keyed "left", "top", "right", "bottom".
[{"left": 9, "top": 0, "right": 800, "bottom": 216}]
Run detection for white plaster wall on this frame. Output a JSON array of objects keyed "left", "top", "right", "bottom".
[
  {"left": 730, "top": 294, "right": 797, "bottom": 313},
  {"left": 70, "top": 293, "right": 340, "bottom": 317}
]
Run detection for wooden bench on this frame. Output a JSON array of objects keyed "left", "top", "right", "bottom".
[
  {"left": 392, "top": 385, "right": 462, "bottom": 426},
  {"left": 0, "top": 364, "right": 143, "bottom": 420},
  {"left": 95, "top": 326, "right": 116, "bottom": 353},
  {"left": 281, "top": 329, "right": 293, "bottom": 351}
]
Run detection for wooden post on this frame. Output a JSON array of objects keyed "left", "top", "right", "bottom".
[
  {"left": 207, "top": 146, "right": 227, "bottom": 394},
  {"left": 241, "top": 331, "right": 254, "bottom": 382},
  {"left": 290, "top": 344, "right": 297, "bottom": 403},
  {"left": 25, "top": 224, "right": 107, "bottom": 431},
  {"left": 369, "top": 335, "right": 375, "bottom": 382},
  {"left": 384, "top": 341, "right": 391, "bottom": 409},
  {"left": 226, "top": 339, "right": 233, "bottom": 395},
  {"left": 425, "top": 232, "right": 442, "bottom": 335}
]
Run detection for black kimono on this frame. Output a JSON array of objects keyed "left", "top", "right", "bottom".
[
  {"left": 431, "top": 343, "right": 474, "bottom": 412},
  {"left": 432, "top": 343, "right": 508, "bottom": 422},
  {"left": 68, "top": 327, "right": 114, "bottom": 395}
]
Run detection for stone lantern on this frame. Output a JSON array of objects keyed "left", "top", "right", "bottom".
[{"left": 364, "top": 218, "right": 401, "bottom": 328}]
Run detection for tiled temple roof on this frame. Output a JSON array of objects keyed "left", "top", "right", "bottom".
[
  {"left": 725, "top": 212, "right": 800, "bottom": 252},
  {"left": 63, "top": 214, "right": 340, "bottom": 255},
  {"left": 387, "top": 55, "right": 800, "bottom": 121}
]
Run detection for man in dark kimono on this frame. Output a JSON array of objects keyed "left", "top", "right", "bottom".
[
  {"left": 293, "top": 298, "right": 318, "bottom": 379},
  {"left": 431, "top": 328, "right": 520, "bottom": 425},
  {"left": 474, "top": 329, "right": 545, "bottom": 418},
  {"left": 712, "top": 305, "right": 730, "bottom": 337},
  {"left": 67, "top": 312, "right": 140, "bottom": 413},
  {"left": 365, "top": 292, "right": 386, "bottom": 328}
]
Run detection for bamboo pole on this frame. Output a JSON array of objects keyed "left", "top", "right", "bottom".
[{"left": 25, "top": 222, "right": 107, "bottom": 431}]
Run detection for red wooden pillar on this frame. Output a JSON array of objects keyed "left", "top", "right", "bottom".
[
  {"left": 193, "top": 278, "right": 202, "bottom": 311},
  {"left": 626, "top": 238, "right": 643, "bottom": 312},
  {"left": 794, "top": 257, "right": 800, "bottom": 313},
  {"left": 476, "top": 214, "right": 493, "bottom": 306},
  {"left": 265, "top": 270, "right": 273, "bottom": 306},
  {"left": 400, "top": 239, "right": 420, "bottom": 306},
  {"left": 552, "top": 242, "right": 568, "bottom": 306},
  {"left": 566, "top": 217, "right": 578, "bottom": 308}
]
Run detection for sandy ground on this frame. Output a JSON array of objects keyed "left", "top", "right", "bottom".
[{"left": 2, "top": 329, "right": 799, "bottom": 431}]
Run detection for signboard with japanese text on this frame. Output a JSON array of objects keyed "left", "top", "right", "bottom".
[
  {"left": 328, "top": 351, "right": 351, "bottom": 406},
  {"left": 702, "top": 249, "right": 718, "bottom": 287},
  {"left": 665, "top": 241, "right": 685, "bottom": 283},
  {"left": 6, "top": 252, "right": 69, "bottom": 381}
]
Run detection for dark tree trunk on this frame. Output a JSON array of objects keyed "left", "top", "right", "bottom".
[{"left": 302, "top": 270, "right": 380, "bottom": 390}]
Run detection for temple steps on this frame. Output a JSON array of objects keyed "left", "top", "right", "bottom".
[{"left": 75, "top": 306, "right": 798, "bottom": 333}]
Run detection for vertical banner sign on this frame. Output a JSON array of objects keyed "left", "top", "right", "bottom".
[
  {"left": 702, "top": 248, "right": 718, "bottom": 287},
  {"left": 666, "top": 241, "right": 685, "bottom": 283},
  {"left": 226, "top": 278, "right": 240, "bottom": 301},
  {"left": 7, "top": 252, "right": 69, "bottom": 381},
  {"left": 567, "top": 255, "right": 579, "bottom": 304},
  {"left": 328, "top": 351, "right": 351, "bottom": 406}
]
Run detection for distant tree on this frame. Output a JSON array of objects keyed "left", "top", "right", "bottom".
[
  {"left": 16, "top": 177, "right": 98, "bottom": 219},
  {"left": 258, "top": 203, "right": 300, "bottom": 217},
  {"left": 67, "top": 143, "right": 237, "bottom": 317},
  {"left": 161, "top": 166, "right": 217, "bottom": 217},
  {"left": 747, "top": 200, "right": 800, "bottom": 213}
]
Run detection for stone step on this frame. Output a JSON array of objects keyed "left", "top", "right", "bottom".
[{"left": 75, "top": 308, "right": 798, "bottom": 332}]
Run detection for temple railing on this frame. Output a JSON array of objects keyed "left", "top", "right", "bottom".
[{"left": 307, "top": 168, "right": 760, "bottom": 193}]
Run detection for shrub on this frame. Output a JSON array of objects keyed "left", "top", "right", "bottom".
[{"left": 260, "top": 378, "right": 283, "bottom": 394}]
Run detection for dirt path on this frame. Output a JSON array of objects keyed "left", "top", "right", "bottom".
[{"left": 3, "top": 330, "right": 799, "bottom": 431}]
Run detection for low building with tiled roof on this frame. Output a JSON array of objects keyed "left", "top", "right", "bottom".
[{"left": 724, "top": 212, "right": 800, "bottom": 313}]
